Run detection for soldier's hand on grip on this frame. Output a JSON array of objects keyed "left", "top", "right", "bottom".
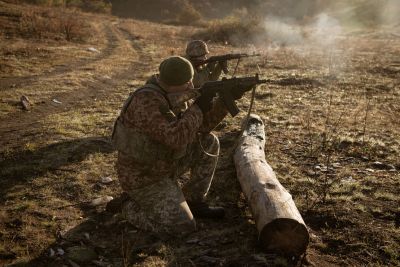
[
  {"left": 232, "top": 85, "right": 253, "bottom": 100},
  {"left": 194, "top": 93, "right": 214, "bottom": 114}
]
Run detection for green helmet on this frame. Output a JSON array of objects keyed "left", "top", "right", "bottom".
[
  {"left": 159, "top": 56, "right": 194, "bottom": 86},
  {"left": 185, "top": 40, "right": 209, "bottom": 58}
]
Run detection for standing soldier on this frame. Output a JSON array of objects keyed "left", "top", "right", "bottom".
[
  {"left": 185, "top": 40, "right": 228, "bottom": 88},
  {"left": 112, "top": 56, "right": 250, "bottom": 238}
]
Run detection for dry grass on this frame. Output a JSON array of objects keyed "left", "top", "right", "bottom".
[
  {"left": 0, "top": 1, "right": 399, "bottom": 266},
  {"left": 193, "top": 10, "right": 266, "bottom": 45},
  {"left": 18, "top": 7, "right": 90, "bottom": 41},
  {"left": 174, "top": 0, "right": 203, "bottom": 26}
]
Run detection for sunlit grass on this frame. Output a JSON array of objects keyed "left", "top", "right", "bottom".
[
  {"left": 374, "top": 191, "right": 398, "bottom": 201},
  {"left": 43, "top": 108, "right": 114, "bottom": 138}
]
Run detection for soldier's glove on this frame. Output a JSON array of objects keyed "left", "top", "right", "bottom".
[
  {"left": 218, "top": 60, "right": 229, "bottom": 74},
  {"left": 232, "top": 86, "right": 253, "bottom": 100},
  {"left": 194, "top": 93, "right": 214, "bottom": 114}
]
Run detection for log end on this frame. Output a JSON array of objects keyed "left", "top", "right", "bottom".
[{"left": 259, "top": 218, "right": 309, "bottom": 256}]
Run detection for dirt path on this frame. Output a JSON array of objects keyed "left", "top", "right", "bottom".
[
  {"left": 0, "top": 22, "right": 120, "bottom": 90},
  {"left": 0, "top": 19, "right": 154, "bottom": 155}
]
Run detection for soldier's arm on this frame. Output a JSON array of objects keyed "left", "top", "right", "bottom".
[
  {"left": 124, "top": 91, "right": 203, "bottom": 150},
  {"left": 199, "top": 97, "right": 228, "bottom": 133}
]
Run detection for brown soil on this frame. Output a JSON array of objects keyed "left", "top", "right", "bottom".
[{"left": 0, "top": 1, "right": 399, "bottom": 267}]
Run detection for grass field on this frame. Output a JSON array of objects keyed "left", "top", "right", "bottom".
[{"left": 0, "top": 1, "right": 399, "bottom": 266}]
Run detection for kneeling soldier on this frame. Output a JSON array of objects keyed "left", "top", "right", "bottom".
[{"left": 112, "top": 56, "right": 249, "bottom": 237}]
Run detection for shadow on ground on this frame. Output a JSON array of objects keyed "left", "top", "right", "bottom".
[
  {"left": 25, "top": 209, "right": 162, "bottom": 267},
  {"left": 23, "top": 206, "right": 267, "bottom": 267},
  {"left": 0, "top": 137, "right": 114, "bottom": 200}
]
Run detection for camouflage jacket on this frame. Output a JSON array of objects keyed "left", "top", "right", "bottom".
[{"left": 116, "top": 78, "right": 228, "bottom": 191}]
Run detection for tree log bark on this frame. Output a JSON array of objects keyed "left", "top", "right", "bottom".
[{"left": 234, "top": 114, "right": 309, "bottom": 256}]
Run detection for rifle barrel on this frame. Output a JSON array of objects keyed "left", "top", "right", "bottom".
[{"left": 201, "top": 53, "right": 261, "bottom": 64}]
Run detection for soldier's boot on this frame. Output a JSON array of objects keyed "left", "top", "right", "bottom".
[{"left": 188, "top": 201, "right": 225, "bottom": 219}]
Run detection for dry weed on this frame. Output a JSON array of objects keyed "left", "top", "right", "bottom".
[
  {"left": 18, "top": 7, "right": 89, "bottom": 41},
  {"left": 193, "top": 11, "right": 266, "bottom": 45}
]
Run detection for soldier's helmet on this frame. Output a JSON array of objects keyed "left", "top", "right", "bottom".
[{"left": 185, "top": 40, "right": 209, "bottom": 58}]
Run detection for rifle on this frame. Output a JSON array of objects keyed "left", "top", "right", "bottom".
[
  {"left": 199, "top": 74, "right": 267, "bottom": 117},
  {"left": 193, "top": 53, "right": 261, "bottom": 73}
]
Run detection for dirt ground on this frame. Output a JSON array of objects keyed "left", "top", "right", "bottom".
[{"left": 0, "top": 1, "right": 399, "bottom": 266}]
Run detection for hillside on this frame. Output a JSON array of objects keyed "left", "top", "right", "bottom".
[
  {"left": 0, "top": 1, "right": 399, "bottom": 266},
  {"left": 110, "top": 0, "right": 400, "bottom": 27}
]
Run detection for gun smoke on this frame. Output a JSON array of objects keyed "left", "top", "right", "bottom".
[{"left": 248, "top": 0, "right": 400, "bottom": 75}]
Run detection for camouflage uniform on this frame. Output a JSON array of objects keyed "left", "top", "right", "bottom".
[
  {"left": 114, "top": 78, "right": 227, "bottom": 237},
  {"left": 192, "top": 62, "right": 223, "bottom": 88},
  {"left": 185, "top": 40, "right": 223, "bottom": 88}
]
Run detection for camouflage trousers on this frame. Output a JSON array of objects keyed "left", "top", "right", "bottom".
[{"left": 121, "top": 132, "right": 220, "bottom": 236}]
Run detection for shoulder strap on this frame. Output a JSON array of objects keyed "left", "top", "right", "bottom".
[{"left": 120, "top": 84, "right": 171, "bottom": 116}]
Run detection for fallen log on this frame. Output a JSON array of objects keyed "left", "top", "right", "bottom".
[{"left": 234, "top": 114, "right": 309, "bottom": 256}]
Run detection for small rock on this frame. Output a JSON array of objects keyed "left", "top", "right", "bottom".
[
  {"left": 57, "top": 248, "right": 65, "bottom": 256},
  {"left": 49, "top": 248, "right": 55, "bottom": 257},
  {"left": 366, "top": 168, "right": 375, "bottom": 173},
  {"left": 100, "top": 176, "right": 113, "bottom": 184},
  {"left": 87, "top": 47, "right": 100, "bottom": 53},
  {"left": 90, "top": 196, "right": 113, "bottom": 207},
  {"left": 52, "top": 99, "right": 62, "bottom": 104},
  {"left": 84, "top": 233, "right": 90, "bottom": 240}
]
